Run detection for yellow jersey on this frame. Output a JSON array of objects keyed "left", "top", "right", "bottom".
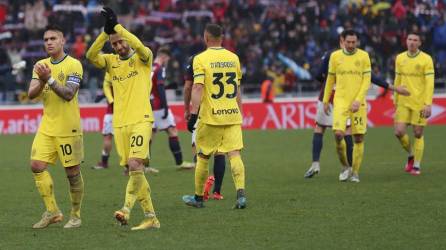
[
  {"left": 394, "top": 51, "right": 434, "bottom": 110},
  {"left": 86, "top": 24, "right": 153, "bottom": 127},
  {"left": 32, "top": 55, "right": 83, "bottom": 136},
  {"left": 193, "top": 47, "right": 242, "bottom": 125},
  {"left": 323, "top": 48, "right": 371, "bottom": 108}
]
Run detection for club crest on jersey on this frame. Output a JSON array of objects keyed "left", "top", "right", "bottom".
[
  {"left": 129, "top": 58, "right": 135, "bottom": 67},
  {"left": 355, "top": 60, "right": 360, "bottom": 67},
  {"left": 58, "top": 72, "right": 65, "bottom": 82},
  {"left": 43, "top": 85, "right": 50, "bottom": 92}
]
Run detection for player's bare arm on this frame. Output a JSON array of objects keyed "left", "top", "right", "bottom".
[
  {"left": 28, "top": 64, "right": 46, "bottom": 99},
  {"left": 236, "top": 86, "right": 243, "bottom": 116},
  {"left": 187, "top": 83, "right": 203, "bottom": 133},
  {"left": 190, "top": 84, "right": 203, "bottom": 114},
  {"left": 28, "top": 78, "right": 45, "bottom": 99},
  {"left": 184, "top": 80, "right": 192, "bottom": 120},
  {"left": 393, "top": 85, "right": 410, "bottom": 96},
  {"left": 423, "top": 57, "right": 434, "bottom": 119},
  {"left": 49, "top": 81, "right": 79, "bottom": 101},
  {"left": 36, "top": 63, "right": 79, "bottom": 101}
]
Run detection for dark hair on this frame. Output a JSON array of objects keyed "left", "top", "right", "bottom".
[
  {"left": 407, "top": 31, "right": 421, "bottom": 39},
  {"left": 44, "top": 24, "right": 64, "bottom": 35},
  {"left": 205, "top": 23, "right": 223, "bottom": 38},
  {"left": 157, "top": 46, "right": 171, "bottom": 57},
  {"left": 341, "top": 29, "right": 358, "bottom": 39}
]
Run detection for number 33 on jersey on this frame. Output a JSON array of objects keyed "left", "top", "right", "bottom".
[{"left": 193, "top": 47, "right": 242, "bottom": 125}]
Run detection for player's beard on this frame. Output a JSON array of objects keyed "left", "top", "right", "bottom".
[{"left": 118, "top": 46, "right": 131, "bottom": 58}]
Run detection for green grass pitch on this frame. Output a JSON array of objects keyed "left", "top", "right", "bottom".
[{"left": 0, "top": 127, "right": 445, "bottom": 249}]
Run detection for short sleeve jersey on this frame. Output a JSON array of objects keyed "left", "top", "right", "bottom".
[
  {"left": 32, "top": 55, "right": 83, "bottom": 136},
  {"left": 395, "top": 51, "right": 435, "bottom": 110},
  {"left": 327, "top": 48, "right": 371, "bottom": 107},
  {"left": 193, "top": 47, "right": 243, "bottom": 125}
]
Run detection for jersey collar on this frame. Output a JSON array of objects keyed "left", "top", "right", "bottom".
[
  {"left": 120, "top": 51, "right": 135, "bottom": 60},
  {"left": 208, "top": 47, "right": 224, "bottom": 50},
  {"left": 407, "top": 50, "right": 420, "bottom": 58},
  {"left": 342, "top": 48, "right": 357, "bottom": 56},
  {"left": 50, "top": 53, "right": 68, "bottom": 64}
]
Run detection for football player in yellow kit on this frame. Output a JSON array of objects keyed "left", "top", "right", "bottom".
[
  {"left": 28, "top": 24, "right": 84, "bottom": 229},
  {"left": 394, "top": 32, "right": 434, "bottom": 175},
  {"left": 182, "top": 24, "right": 246, "bottom": 209},
  {"left": 86, "top": 7, "right": 159, "bottom": 230},
  {"left": 323, "top": 29, "right": 371, "bottom": 183}
]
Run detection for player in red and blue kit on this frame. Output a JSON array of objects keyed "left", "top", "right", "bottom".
[
  {"left": 150, "top": 47, "right": 195, "bottom": 170},
  {"left": 183, "top": 54, "right": 226, "bottom": 200},
  {"left": 304, "top": 37, "right": 410, "bottom": 178}
]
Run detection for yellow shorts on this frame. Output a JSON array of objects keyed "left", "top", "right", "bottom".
[
  {"left": 114, "top": 121, "right": 152, "bottom": 166},
  {"left": 195, "top": 123, "right": 243, "bottom": 155},
  {"left": 395, "top": 106, "right": 427, "bottom": 126},
  {"left": 31, "top": 132, "right": 83, "bottom": 167},
  {"left": 333, "top": 105, "right": 367, "bottom": 134}
]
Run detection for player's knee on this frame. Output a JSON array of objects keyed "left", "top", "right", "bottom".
[
  {"left": 413, "top": 129, "right": 424, "bottom": 139},
  {"left": 353, "top": 135, "right": 364, "bottom": 143},
  {"left": 394, "top": 129, "right": 405, "bottom": 138},
  {"left": 127, "top": 158, "right": 144, "bottom": 171},
  {"left": 167, "top": 127, "right": 178, "bottom": 137},
  {"left": 228, "top": 150, "right": 241, "bottom": 158},
  {"left": 30, "top": 160, "right": 47, "bottom": 173},
  {"left": 65, "top": 165, "right": 80, "bottom": 176},
  {"left": 197, "top": 153, "right": 210, "bottom": 160},
  {"left": 314, "top": 124, "right": 324, "bottom": 134},
  {"left": 334, "top": 131, "right": 344, "bottom": 141}
]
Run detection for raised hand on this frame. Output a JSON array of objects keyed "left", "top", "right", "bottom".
[
  {"left": 34, "top": 63, "right": 52, "bottom": 82},
  {"left": 101, "top": 7, "right": 118, "bottom": 34}
]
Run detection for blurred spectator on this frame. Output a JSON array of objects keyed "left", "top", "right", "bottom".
[
  {"left": 24, "top": 0, "right": 47, "bottom": 31},
  {"left": 72, "top": 35, "right": 87, "bottom": 59},
  {"left": 0, "top": 47, "right": 14, "bottom": 103},
  {"left": 0, "top": 0, "right": 444, "bottom": 103},
  {"left": 261, "top": 78, "right": 274, "bottom": 103}
]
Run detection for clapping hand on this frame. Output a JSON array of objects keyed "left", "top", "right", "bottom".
[
  {"left": 101, "top": 7, "right": 118, "bottom": 35},
  {"left": 34, "top": 63, "right": 51, "bottom": 82}
]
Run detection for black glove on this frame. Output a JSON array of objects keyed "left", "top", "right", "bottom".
[
  {"left": 94, "top": 94, "right": 105, "bottom": 103},
  {"left": 101, "top": 7, "right": 118, "bottom": 35},
  {"left": 162, "top": 108, "right": 168, "bottom": 119},
  {"left": 187, "top": 113, "right": 198, "bottom": 133}
]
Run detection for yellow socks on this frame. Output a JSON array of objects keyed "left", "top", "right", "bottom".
[
  {"left": 229, "top": 155, "right": 245, "bottom": 190},
  {"left": 335, "top": 139, "right": 349, "bottom": 167},
  {"left": 137, "top": 176, "right": 156, "bottom": 217},
  {"left": 414, "top": 136, "right": 424, "bottom": 168},
  {"left": 194, "top": 156, "right": 209, "bottom": 196},
  {"left": 124, "top": 170, "right": 145, "bottom": 211},
  {"left": 352, "top": 141, "right": 364, "bottom": 175},
  {"left": 67, "top": 173, "right": 84, "bottom": 219},
  {"left": 397, "top": 134, "right": 412, "bottom": 154},
  {"left": 33, "top": 171, "right": 59, "bottom": 213}
]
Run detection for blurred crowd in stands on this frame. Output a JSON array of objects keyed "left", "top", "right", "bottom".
[{"left": 1, "top": 0, "right": 446, "bottom": 103}]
